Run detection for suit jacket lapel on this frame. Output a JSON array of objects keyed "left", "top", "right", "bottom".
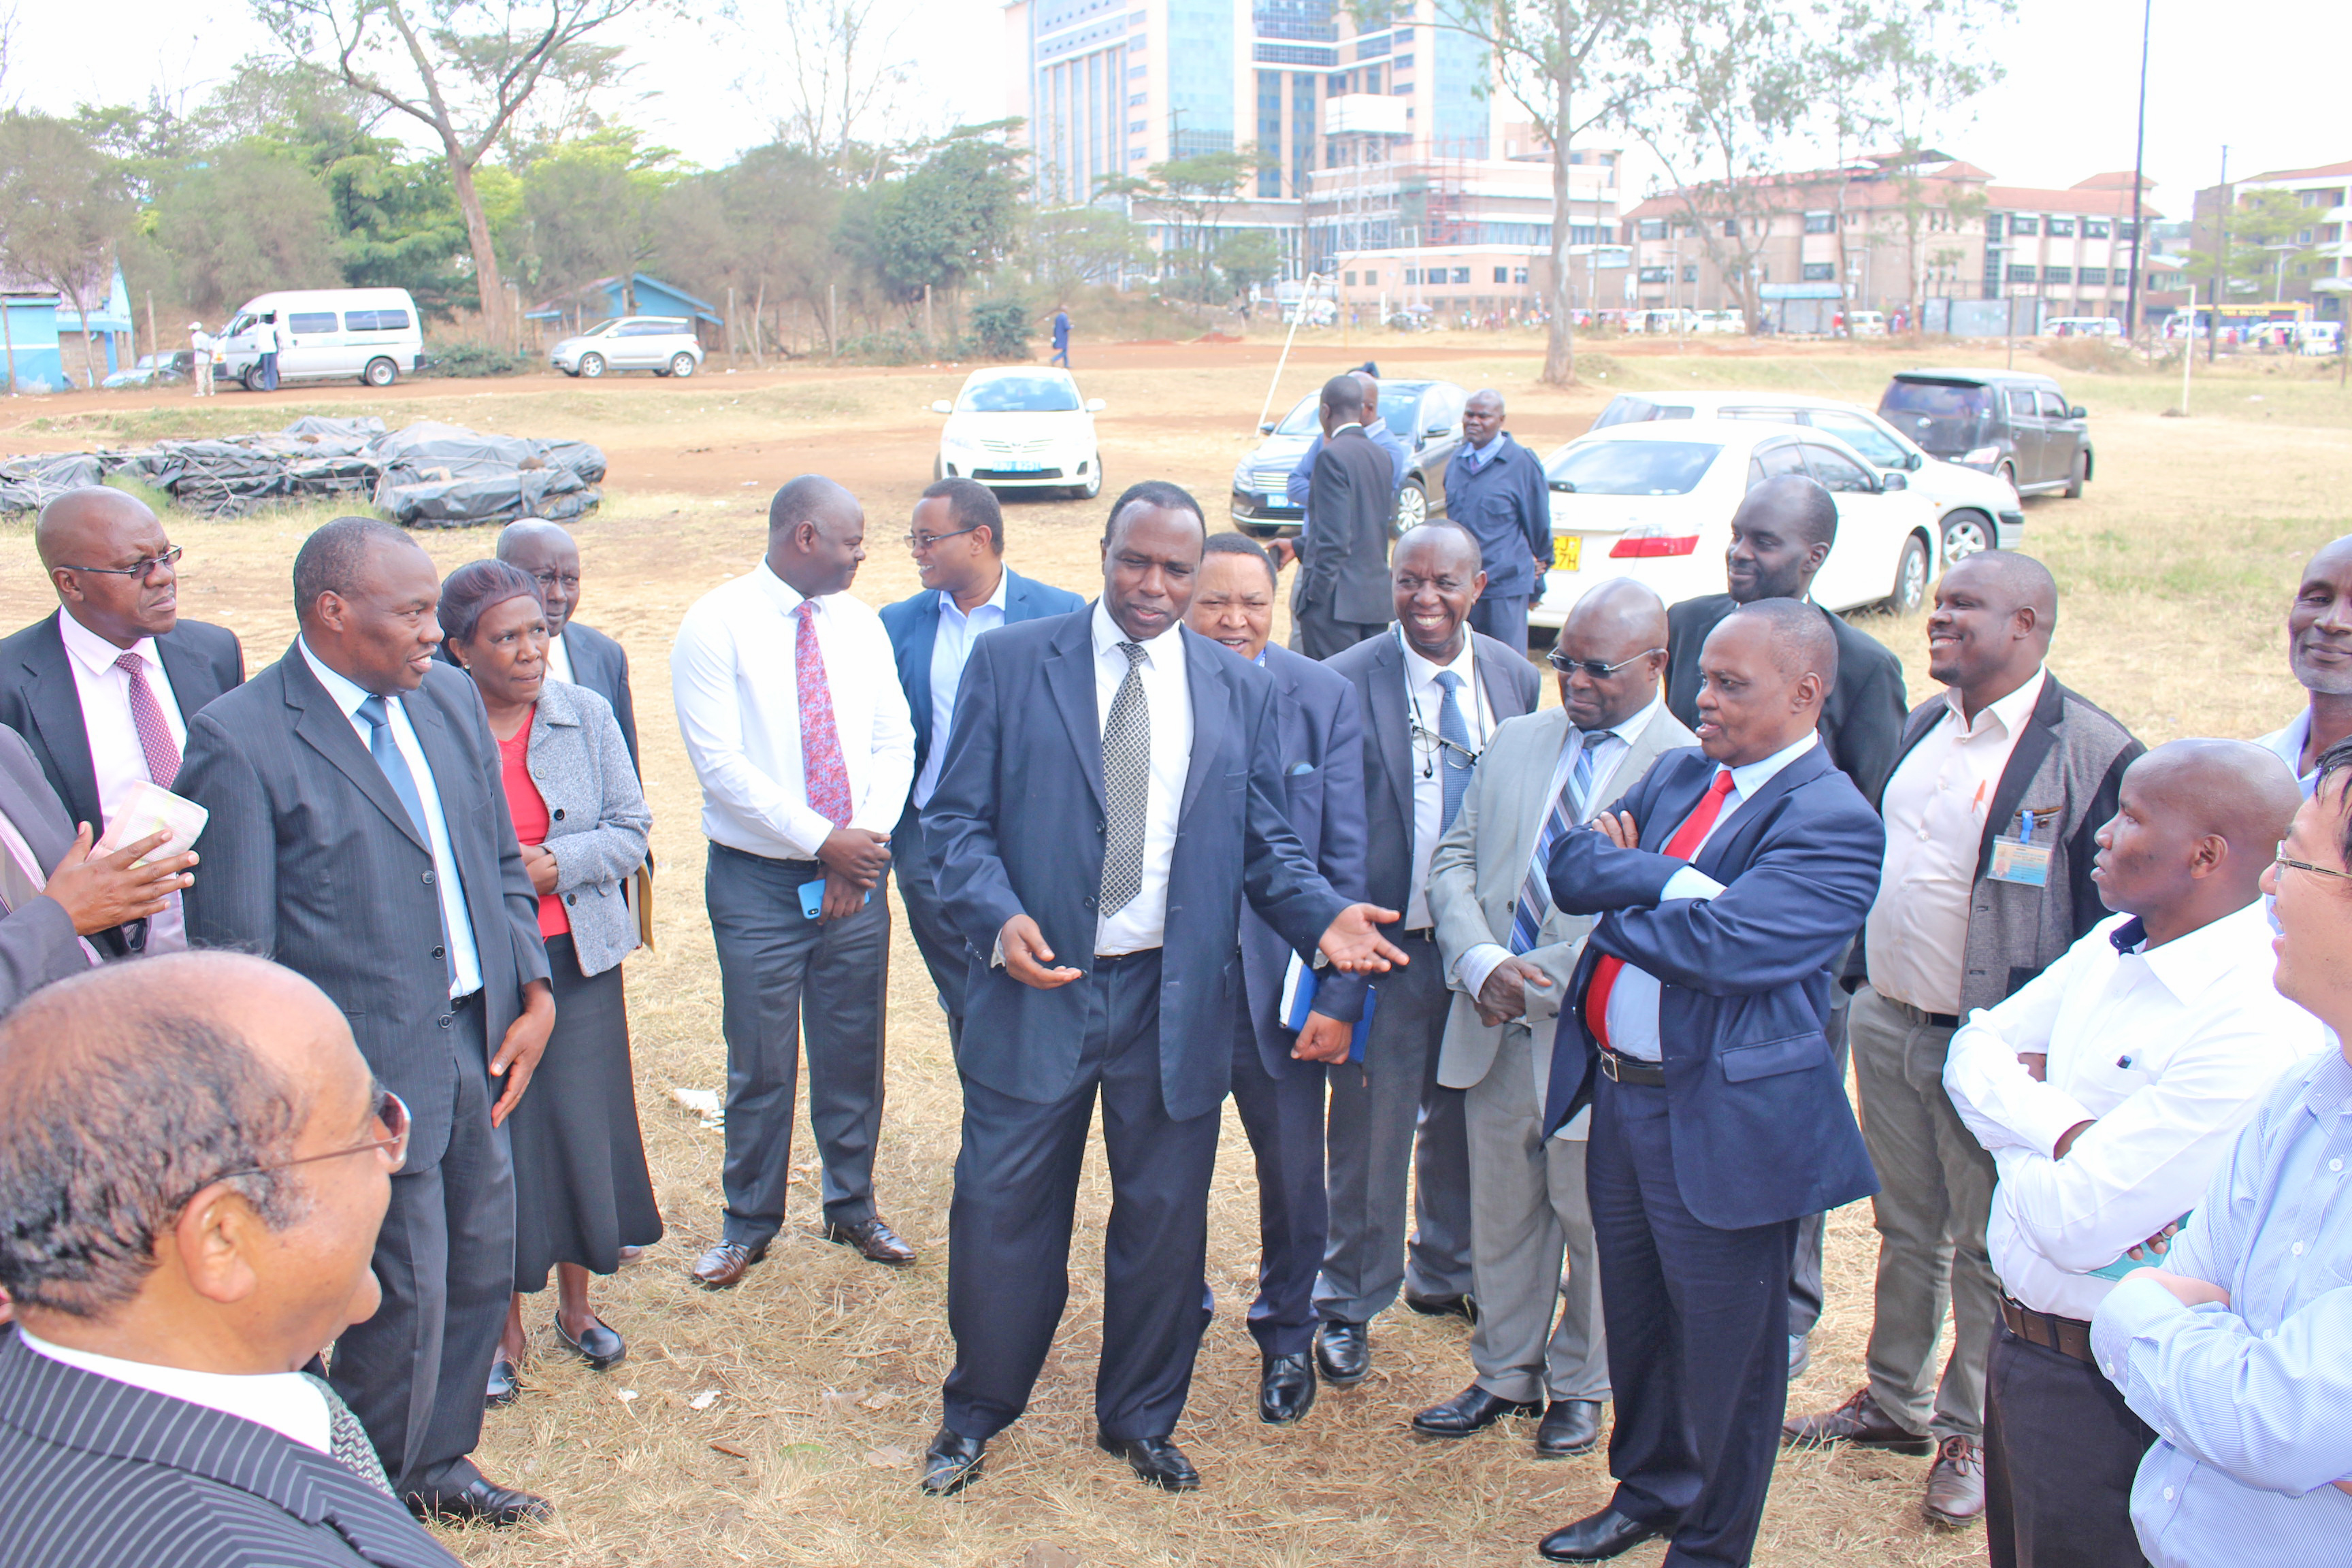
[
  {"left": 1366, "top": 636, "right": 1414, "bottom": 836},
  {"left": 1694, "top": 745, "right": 1831, "bottom": 879},
  {"left": 284, "top": 650, "right": 431, "bottom": 855},
  {"left": 18, "top": 619, "right": 101, "bottom": 828},
  {"left": 155, "top": 628, "right": 227, "bottom": 715},
  {"left": 1043, "top": 608, "right": 1106, "bottom": 815},
  {"left": 1177, "top": 628, "right": 1231, "bottom": 823}
]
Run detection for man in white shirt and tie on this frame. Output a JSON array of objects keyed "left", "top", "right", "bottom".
[
  {"left": 672, "top": 476, "right": 917, "bottom": 1288},
  {"left": 1944, "top": 739, "right": 2317, "bottom": 1568}
]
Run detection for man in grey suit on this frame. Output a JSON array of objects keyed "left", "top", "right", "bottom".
[
  {"left": 180, "top": 517, "right": 555, "bottom": 1527},
  {"left": 1316, "top": 523, "right": 1541, "bottom": 1386},
  {"left": 495, "top": 520, "right": 638, "bottom": 772},
  {"left": 1289, "top": 374, "right": 1398, "bottom": 659},
  {"left": 1416, "top": 579, "right": 1693, "bottom": 1456}
]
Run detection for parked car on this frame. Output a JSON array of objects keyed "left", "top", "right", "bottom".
[
  {"left": 930, "top": 365, "right": 1105, "bottom": 499},
  {"left": 1878, "top": 368, "right": 2091, "bottom": 498},
  {"left": 1846, "top": 310, "right": 1888, "bottom": 337},
  {"left": 1529, "top": 419, "right": 1942, "bottom": 632},
  {"left": 101, "top": 350, "right": 194, "bottom": 389},
  {"left": 1588, "top": 389, "right": 2024, "bottom": 561},
  {"left": 1229, "top": 378, "right": 1467, "bottom": 536},
  {"left": 551, "top": 316, "right": 703, "bottom": 379},
  {"left": 2046, "top": 316, "right": 2123, "bottom": 339},
  {"left": 217, "top": 288, "right": 425, "bottom": 389}
]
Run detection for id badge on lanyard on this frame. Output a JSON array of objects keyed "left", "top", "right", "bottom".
[{"left": 1988, "top": 806, "right": 2057, "bottom": 887}]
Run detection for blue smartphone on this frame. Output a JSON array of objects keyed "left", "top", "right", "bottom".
[{"left": 799, "top": 879, "right": 872, "bottom": 919}]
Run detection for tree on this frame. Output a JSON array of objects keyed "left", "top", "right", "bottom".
[
  {"left": 148, "top": 142, "right": 344, "bottom": 314},
  {"left": 0, "top": 113, "right": 135, "bottom": 386},
  {"left": 1028, "top": 204, "right": 1149, "bottom": 294},
  {"left": 2186, "top": 187, "right": 2320, "bottom": 306},
  {"left": 755, "top": 0, "right": 915, "bottom": 182},
  {"left": 1213, "top": 229, "right": 1281, "bottom": 303},
  {"left": 655, "top": 142, "right": 847, "bottom": 356},
  {"left": 504, "top": 127, "right": 678, "bottom": 309},
  {"left": 1101, "top": 149, "right": 1267, "bottom": 303},
  {"left": 862, "top": 131, "right": 1025, "bottom": 305}
]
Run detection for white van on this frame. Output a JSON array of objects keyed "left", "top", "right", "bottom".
[{"left": 218, "top": 289, "right": 425, "bottom": 389}]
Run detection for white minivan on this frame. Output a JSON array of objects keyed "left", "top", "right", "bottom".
[{"left": 218, "top": 289, "right": 425, "bottom": 389}]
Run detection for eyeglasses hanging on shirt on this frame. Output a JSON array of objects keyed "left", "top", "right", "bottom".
[{"left": 1400, "top": 626, "right": 1491, "bottom": 781}]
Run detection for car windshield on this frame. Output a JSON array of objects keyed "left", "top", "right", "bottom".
[
  {"left": 584, "top": 318, "right": 622, "bottom": 337},
  {"left": 1546, "top": 440, "right": 1722, "bottom": 495},
  {"left": 959, "top": 375, "right": 1081, "bottom": 413},
  {"left": 1272, "top": 386, "right": 1428, "bottom": 440},
  {"left": 1588, "top": 395, "right": 1697, "bottom": 430},
  {"left": 1879, "top": 380, "right": 1993, "bottom": 453}
]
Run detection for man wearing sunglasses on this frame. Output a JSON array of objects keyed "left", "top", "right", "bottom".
[
  {"left": 0, "top": 488, "right": 244, "bottom": 954},
  {"left": 0, "top": 951, "right": 462, "bottom": 1568}
]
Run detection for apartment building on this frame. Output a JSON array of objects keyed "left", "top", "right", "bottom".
[{"left": 2190, "top": 159, "right": 2352, "bottom": 322}]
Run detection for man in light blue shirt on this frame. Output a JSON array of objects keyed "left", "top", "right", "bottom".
[{"left": 2256, "top": 534, "right": 2352, "bottom": 797}]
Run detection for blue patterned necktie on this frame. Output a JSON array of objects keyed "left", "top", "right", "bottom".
[
  {"left": 1509, "top": 734, "right": 1599, "bottom": 954},
  {"left": 355, "top": 695, "right": 455, "bottom": 986},
  {"left": 1435, "top": 669, "right": 1473, "bottom": 833}
]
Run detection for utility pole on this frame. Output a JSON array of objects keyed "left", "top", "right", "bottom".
[
  {"left": 2210, "top": 146, "right": 2228, "bottom": 365},
  {"left": 2124, "top": 0, "right": 2151, "bottom": 348}
]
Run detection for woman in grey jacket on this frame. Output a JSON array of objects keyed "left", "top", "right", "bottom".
[{"left": 440, "top": 561, "right": 661, "bottom": 1396}]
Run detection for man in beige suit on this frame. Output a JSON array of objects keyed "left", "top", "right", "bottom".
[{"left": 1412, "top": 578, "right": 1695, "bottom": 1458}]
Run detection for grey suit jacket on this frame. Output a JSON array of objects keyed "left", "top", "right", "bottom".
[
  {"left": 0, "top": 723, "right": 91, "bottom": 1009},
  {"left": 1428, "top": 701, "right": 1697, "bottom": 1098},
  {"left": 178, "top": 648, "right": 551, "bottom": 1168},
  {"left": 521, "top": 677, "right": 649, "bottom": 977}
]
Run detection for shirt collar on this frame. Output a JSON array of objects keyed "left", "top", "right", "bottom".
[
  {"left": 2299, "top": 1045, "right": 2352, "bottom": 1121},
  {"left": 940, "top": 568, "right": 1011, "bottom": 621},
  {"left": 1725, "top": 730, "right": 1819, "bottom": 797},
  {"left": 2260, "top": 708, "right": 2315, "bottom": 783},
  {"left": 297, "top": 637, "right": 374, "bottom": 719},
  {"left": 1091, "top": 598, "right": 1186, "bottom": 664},
  {"left": 1583, "top": 691, "right": 1664, "bottom": 749},
  {"left": 1329, "top": 421, "right": 1364, "bottom": 437},
  {"left": 2113, "top": 898, "right": 2278, "bottom": 1006},
  {"left": 1400, "top": 629, "right": 1477, "bottom": 693},
  {"left": 1466, "top": 432, "right": 1504, "bottom": 463},
  {"left": 56, "top": 607, "right": 157, "bottom": 679},
  {"left": 1941, "top": 664, "right": 2047, "bottom": 738},
  {"left": 755, "top": 560, "right": 813, "bottom": 619}
]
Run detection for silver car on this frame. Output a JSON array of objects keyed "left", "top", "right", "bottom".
[{"left": 551, "top": 316, "right": 704, "bottom": 379}]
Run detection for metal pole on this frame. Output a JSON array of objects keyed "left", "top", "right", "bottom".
[
  {"left": 2210, "top": 146, "right": 2228, "bottom": 364},
  {"left": 2125, "top": 0, "right": 2151, "bottom": 348},
  {"left": 1255, "top": 270, "right": 1324, "bottom": 434}
]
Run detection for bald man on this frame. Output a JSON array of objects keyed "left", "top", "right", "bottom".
[
  {"left": 2256, "top": 533, "right": 2352, "bottom": 794},
  {"left": 1943, "top": 741, "right": 2317, "bottom": 1568},
  {"left": 0, "top": 488, "right": 243, "bottom": 953},
  {"left": 1787, "top": 549, "right": 2144, "bottom": 1531},
  {"left": 671, "top": 475, "right": 917, "bottom": 1286},
  {"left": 1531, "top": 599, "right": 1883, "bottom": 1567},
  {"left": 1419, "top": 578, "right": 1694, "bottom": 1458},
  {"left": 496, "top": 521, "right": 638, "bottom": 773},
  {"left": 1444, "top": 389, "right": 1552, "bottom": 653}
]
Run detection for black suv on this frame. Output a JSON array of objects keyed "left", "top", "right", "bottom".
[{"left": 1878, "top": 369, "right": 2092, "bottom": 499}]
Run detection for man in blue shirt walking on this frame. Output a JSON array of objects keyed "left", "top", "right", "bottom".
[
  {"left": 1443, "top": 389, "right": 1552, "bottom": 653},
  {"left": 1049, "top": 306, "right": 1071, "bottom": 368}
]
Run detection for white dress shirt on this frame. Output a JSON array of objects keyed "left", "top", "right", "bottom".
[
  {"left": 2257, "top": 708, "right": 2318, "bottom": 798},
  {"left": 20, "top": 1328, "right": 329, "bottom": 1455},
  {"left": 671, "top": 563, "right": 915, "bottom": 860},
  {"left": 1868, "top": 668, "right": 2046, "bottom": 1013},
  {"left": 57, "top": 608, "right": 192, "bottom": 949},
  {"left": 913, "top": 572, "right": 1009, "bottom": 809},
  {"left": 300, "top": 640, "right": 482, "bottom": 998},
  {"left": 1091, "top": 600, "right": 1192, "bottom": 955},
  {"left": 1604, "top": 731, "right": 1819, "bottom": 1060},
  {"left": 543, "top": 631, "right": 576, "bottom": 685},
  {"left": 1944, "top": 902, "right": 2323, "bottom": 1321},
  {"left": 1402, "top": 629, "right": 1496, "bottom": 930}
]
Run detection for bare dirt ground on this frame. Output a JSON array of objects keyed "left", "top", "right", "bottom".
[{"left": 3, "top": 332, "right": 2347, "bottom": 1567}]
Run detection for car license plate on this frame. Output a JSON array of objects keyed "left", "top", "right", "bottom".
[
  {"left": 999, "top": 460, "right": 1044, "bottom": 473},
  {"left": 1552, "top": 535, "right": 1582, "bottom": 571},
  {"left": 1266, "top": 491, "right": 1287, "bottom": 506}
]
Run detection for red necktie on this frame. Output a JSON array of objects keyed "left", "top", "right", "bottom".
[
  {"left": 796, "top": 602, "right": 854, "bottom": 828},
  {"left": 114, "top": 652, "right": 180, "bottom": 787},
  {"left": 1584, "top": 768, "right": 1736, "bottom": 1050}
]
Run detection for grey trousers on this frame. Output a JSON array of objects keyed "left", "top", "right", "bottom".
[
  {"left": 1851, "top": 983, "right": 1999, "bottom": 1441},
  {"left": 1289, "top": 578, "right": 1388, "bottom": 662},
  {"left": 1788, "top": 981, "right": 1854, "bottom": 1342},
  {"left": 1469, "top": 592, "right": 1531, "bottom": 655},
  {"left": 1316, "top": 932, "right": 1473, "bottom": 1322},
  {"left": 892, "top": 804, "right": 970, "bottom": 1051},
  {"left": 1465, "top": 1025, "right": 1609, "bottom": 1405},
  {"left": 706, "top": 843, "right": 889, "bottom": 1247}
]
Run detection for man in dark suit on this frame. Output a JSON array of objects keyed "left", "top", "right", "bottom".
[
  {"left": 881, "top": 477, "right": 1084, "bottom": 1049},
  {"left": 179, "top": 517, "right": 555, "bottom": 1526},
  {"left": 917, "top": 481, "right": 1407, "bottom": 1497},
  {"left": 1318, "top": 522, "right": 1541, "bottom": 1387},
  {"left": 1532, "top": 599, "right": 1882, "bottom": 1567},
  {"left": 0, "top": 951, "right": 461, "bottom": 1568},
  {"left": 1289, "top": 374, "right": 1398, "bottom": 659},
  {"left": 1184, "top": 532, "right": 1369, "bottom": 1426},
  {"left": 496, "top": 520, "right": 637, "bottom": 771},
  {"left": 0, "top": 487, "right": 243, "bottom": 953}
]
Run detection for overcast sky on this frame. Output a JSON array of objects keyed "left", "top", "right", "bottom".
[{"left": 20, "top": 0, "right": 2347, "bottom": 216}]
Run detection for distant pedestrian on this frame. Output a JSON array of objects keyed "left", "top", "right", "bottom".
[
  {"left": 1050, "top": 304, "right": 1071, "bottom": 368},
  {"left": 189, "top": 322, "right": 214, "bottom": 397},
  {"left": 257, "top": 312, "right": 282, "bottom": 393}
]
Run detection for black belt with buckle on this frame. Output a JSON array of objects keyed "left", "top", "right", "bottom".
[
  {"left": 1999, "top": 1296, "right": 2095, "bottom": 1362},
  {"left": 1599, "top": 1047, "right": 1667, "bottom": 1088}
]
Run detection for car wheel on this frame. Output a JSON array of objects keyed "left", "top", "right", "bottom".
[
  {"left": 1079, "top": 455, "right": 1102, "bottom": 501},
  {"left": 2063, "top": 448, "right": 2087, "bottom": 499},
  {"left": 578, "top": 353, "right": 606, "bottom": 379},
  {"left": 242, "top": 366, "right": 263, "bottom": 392},
  {"left": 670, "top": 353, "right": 698, "bottom": 379},
  {"left": 362, "top": 357, "right": 398, "bottom": 388},
  {"left": 1396, "top": 478, "right": 1428, "bottom": 530},
  {"left": 1941, "top": 510, "right": 1993, "bottom": 564},
  {"left": 1889, "top": 534, "right": 1931, "bottom": 615}
]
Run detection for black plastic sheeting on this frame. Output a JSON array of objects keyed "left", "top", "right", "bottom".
[{"left": 0, "top": 452, "right": 103, "bottom": 514}]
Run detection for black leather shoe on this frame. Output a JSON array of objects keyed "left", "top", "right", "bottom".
[
  {"left": 1537, "top": 1507, "right": 1663, "bottom": 1563},
  {"left": 919, "top": 1426, "right": 986, "bottom": 1497},
  {"left": 1097, "top": 1431, "right": 1200, "bottom": 1492},
  {"left": 555, "top": 1312, "right": 626, "bottom": 1371},
  {"left": 483, "top": 1357, "right": 519, "bottom": 1408},
  {"left": 1313, "top": 1319, "right": 1369, "bottom": 1387},
  {"left": 1258, "top": 1351, "right": 1318, "bottom": 1425},
  {"left": 1411, "top": 1383, "right": 1543, "bottom": 1439},
  {"left": 1535, "top": 1399, "right": 1603, "bottom": 1458},
  {"left": 825, "top": 1215, "right": 917, "bottom": 1267},
  {"left": 405, "top": 1476, "right": 553, "bottom": 1526},
  {"left": 1403, "top": 1290, "right": 1478, "bottom": 1324}
]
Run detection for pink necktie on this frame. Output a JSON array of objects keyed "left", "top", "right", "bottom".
[
  {"left": 796, "top": 602, "right": 853, "bottom": 828},
  {"left": 114, "top": 653, "right": 180, "bottom": 787}
]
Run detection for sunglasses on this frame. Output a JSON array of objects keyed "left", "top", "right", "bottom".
[{"left": 1546, "top": 647, "right": 1665, "bottom": 679}]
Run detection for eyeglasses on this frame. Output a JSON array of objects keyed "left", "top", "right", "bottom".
[
  {"left": 1546, "top": 647, "right": 1665, "bottom": 679},
  {"left": 904, "top": 523, "right": 982, "bottom": 553},
  {"left": 210, "top": 1088, "right": 410, "bottom": 1186},
  {"left": 1409, "top": 721, "right": 1484, "bottom": 768},
  {"left": 61, "top": 546, "right": 184, "bottom": 582},
  {"left": 2274, "top": 842, "right": 2352, "bottom": 884}
]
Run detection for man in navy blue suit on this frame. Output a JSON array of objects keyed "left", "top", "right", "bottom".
[
  {"left": 918, "top": 481, "right": 1409, "bottom": 1498},
  {"left": 1184, "top": 532, "right": 1369, "bottom": 1427},
  {"left": 1534, "top": 598, "right": 1883, "bottom": 1567},
  {"left": 880, "top": 478, "right": 1084, "bottom": 1049}
]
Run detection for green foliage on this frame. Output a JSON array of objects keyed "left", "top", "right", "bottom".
[
  {"left": 419, "top": 342, "right": 532, "bottom": 377},
  {"left": 145, "top": 142, "right": 344, "bottom": 314},
  {"left": 860, "top": 133, "right": 1026, "bottom": 302},
  {"left": 2186, "top": 189, "right": 2323, "bottom": 302},
  {"left": 1027, "top": 205, "right": 1148, "bottom": 292},
  {"left": 968, "top": 298, "right": 1030, "bottom": 359},
  {"left": 500, "top": 127, "right": 681, "bottom": 305},
  {"left": 831, "top": 327, "right": 973, "bottom": 364},
  {"left": 1213, "top": 230, "right": 1282, "bottom": 299}
]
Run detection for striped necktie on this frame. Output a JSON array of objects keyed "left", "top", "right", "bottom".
[
  {"left": 1508, "top": 736, "right": 1599, "bottom": 954},
  {"left": 302, "top": 1373, "right": 393, "bottom": 1496}
]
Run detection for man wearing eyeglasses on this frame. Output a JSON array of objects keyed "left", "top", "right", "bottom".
[
  {"left": 0, "top": 489, "right": 244, "bottom": 954},
  {"left": 496, "top": 521, "right": 638, "bottom": 774},
  {"left": 881, "top": 478, "right": 1082, "bottom": 1050}
]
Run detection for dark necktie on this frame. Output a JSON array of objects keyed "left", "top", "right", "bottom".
[
  {"left": 1509, "top": 736, "right": 1599, "bottom": 955},
  {"left": 114, "top": 653, "right": 180, "bottom": 787},
  {"left": 302, "top": 1373, "right": 393, "bottom": 1496},
  {"left": 1584, "top": 768, "right": 1736, "bottom": 1049},
  {"left": 1435, "top": 669, "right": 1473, "bottom": 834},
  {"left": 355, "top": 695, "right": 454, "bottom": 986},
  {"left": 1098, "top": 642, "right": 1150, "bottom": 918}
]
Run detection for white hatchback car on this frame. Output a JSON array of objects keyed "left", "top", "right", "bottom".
[
  {"left": 1588, "top": 389, "right": 2023, "bottom": 562},
  {"left": 550, "top": 316, "right": 704, "bottom": 378},
  {"left": 1530, "top": 420, "right": 1942, "bottom": 632},
  {"left": 931, "top": 367, "right": 1106, "bottom": 499}
]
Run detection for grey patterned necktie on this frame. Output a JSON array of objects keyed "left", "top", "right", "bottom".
[
  {"left": 1098, "top": 640, "right": 1151, "bottom": 919},
  {"left": 303, "top": 1373, "right": 393, "bottom": 1496}
]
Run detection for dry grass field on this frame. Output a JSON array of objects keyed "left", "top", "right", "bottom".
[{"left": 5, "top": 333, "right": 2347, "bottom": 1567}]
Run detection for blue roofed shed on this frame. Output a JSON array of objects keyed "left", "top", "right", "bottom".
[{"left": 525, "top": 273, "right": 723, "bottom": 349}]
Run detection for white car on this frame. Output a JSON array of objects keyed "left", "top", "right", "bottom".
[
  {"left": 1530, "top": 420, "right": 1942, "bottom": 632},
  {"left": 218, "top": 287, "right": 425, "bottom": 389},
  {"left": 550, "top": 316, "right": 703, "bottom": 378},
  {"left": 930, "top": 367, "right": 1106, "bottom": 499},
  {"left": 1588, "top": 389, "right": 2023, "bottom": 561}
]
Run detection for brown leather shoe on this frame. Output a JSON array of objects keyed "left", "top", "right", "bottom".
[
  {"left": 1780, "top": 1386, "right": 1933, "bottom": 1456},
  {"left": 826, "top": 1216, "right": 917, "bottom": 1267},
  {"left": 689, "top": 1240, "right": 766, "bottom": 1290},
  {"left": 1925, "top": 1435, "right": 1987, "bottom": 1527}
]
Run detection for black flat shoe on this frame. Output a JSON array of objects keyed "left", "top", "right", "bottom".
[
  {"left": 1313, "top": 1319, "right": 1370, "bottom": 1386},
  {"left": 1537, "top": 1507, "right": 1663, "bottom": 1563},
  {"left": 1536, "top": 1399, "right": 1603, "bottom": 1458},
  {"left": 484, "top": 1357, "right": 519, "bottom": 1408},
  {"left": 919, "top": 1426, "right": 987, "bottom": 1497},
  {"left": 555, "top": 1312, "right": 626, "bottom": 1371},
  {"left": 405, "top": 1476, "right": 551, "bottom": 1526},
  {"left": 1258, "top": 1351, "right": 1318, "bottom": 1425},
  {"left": 1411, "top": 1383, "right": 1542, "bottom": 1439},
  {"left": 1403, "top": 1290, "right": 1478, "bottom": 1324},
  {"left": 1097, "top": 1431, "right": 1199, "bottom": 1492}
]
